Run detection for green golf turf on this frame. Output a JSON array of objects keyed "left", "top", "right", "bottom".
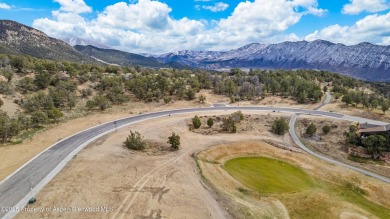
[{"left": 224, "top": 157, "right": 313, "bottom": 194}]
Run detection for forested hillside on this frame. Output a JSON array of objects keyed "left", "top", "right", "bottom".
[{"left": 0, "top": 54, "right": 389, "bottom": 144}]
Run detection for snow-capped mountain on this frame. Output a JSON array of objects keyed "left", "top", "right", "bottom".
[
  {"left": 2, "top": 19, "right": 390, "bottom": 81},
  {"left": 63, "top": 37, "right": 111, "bottom": 50},
  {"left": 157, "top": 40, "right": 390, "bottom": 81}
]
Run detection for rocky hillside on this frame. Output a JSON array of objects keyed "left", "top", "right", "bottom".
[
  {"left": 64, "top": 37, "right": 112, "bottom": 49},
  {"left": 75, "top": 45, "right": 185, "bottom": 68},
  {"left": 0, "top": 20, "right": 93, "bottom": 62},
  {"left": 0, "top": 20, "right": 183, "bottom": 68},
  {"left": 157, "top": 40, "right": 390, "bottom": 81}
]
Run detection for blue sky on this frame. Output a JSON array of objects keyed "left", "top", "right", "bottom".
[{"left": 1, "top": 0, "right": 390, "bottom": 54}]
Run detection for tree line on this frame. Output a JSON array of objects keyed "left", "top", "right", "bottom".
[{"left": 0, "top": 54, "right": 389, "bottom": 143}]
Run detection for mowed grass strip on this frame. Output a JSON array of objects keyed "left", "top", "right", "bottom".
[
  {"left": 224, "top": 157, "right": 313, "bottom": 194},
  {"left": 224, "top": 157, "right": 390, "bottom": 218}
]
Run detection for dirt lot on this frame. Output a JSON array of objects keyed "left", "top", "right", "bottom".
[
  {"left": 221, "top": 94, "right": 323, "bottom": 109},
  {"left": 0, "top": 95, "right": 214, "bottom": 182},
  {"left": 189, "top": 113, "right": 291, "bottom": 137},
  {"left": 198, "top": 141, "right": 390, "bottom": 219},
  {"left": 295, "top": 115, "right": 390, "bottom": 178},
  {"left": 0, "top": 90, "right": 308, "bottom": 183},
  {"left": 15, "top": 111, "right": 295, "bottom": 219}
]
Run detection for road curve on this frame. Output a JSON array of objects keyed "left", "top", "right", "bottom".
[
  {"left": 290, "top": 92, "right": 390, "bottom": 184},
  {"left": 0, "top": 106, "right": 389, "bottom": 219},
  {"left": 314, "top": 92, "right": 332, "bottom": 110},
  {"left": 289, "top": 115, "right": 390, "bottom": 184}
]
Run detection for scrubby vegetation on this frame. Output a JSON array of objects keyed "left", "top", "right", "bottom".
[
  {"left": 322, "top": 125, "right": 330, "bottom": 134},
  {"left": 362, "top": 135, "right": 387, "bottom": 158},
  {"left": 123, "top": 131, "right": 147, "bottom": 151},
  {"left": 221, "top": 111, "right": 245, "bottom": 133},
  {"left": 207, "top": 118, "right": 214, "bottom": 128},
  {"left": 306, "top": 123, "right": 317, "bottom": 137},
  {"left": 335, "top": 85, "right": 390, "bottom": 114},
  {"left": 192, "top": 115, "right": 201, "bottom": 129},
  {"left": 1, "top": 53, "right": 390, "bottom": 144},
  {"left": 272, "top": 118, "right": 289, "bottom": 135},
  {"left": 167, "top": 132, "right": 180, "bottom": 150}
]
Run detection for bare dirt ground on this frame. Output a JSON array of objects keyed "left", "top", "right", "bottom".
[
  {"left": 0, "top": 94, "right": 22, "bottom": 116},
  {"left": 15, "top": 111, "right": 295, "bottom": 219},
  {"left": 0, "top": 96, "right": 212, "bottom": 182},
  {"left": 197, "top": 141, "right": 390, "bottom": 219},
  {"left": 188, "top": 113, "right": 297, "bottom": 150},
  {"left": 0, "top": 112, "right": 130, "bottom": 181},
  {"left": 0, "top": 90, "right": 309, "bottom": 183},
  {"left": 295, "top": 115, "right": 390, "bottom": 178},
  {"left": 228, "top": 95, "right": 322, "bottom": 109}
]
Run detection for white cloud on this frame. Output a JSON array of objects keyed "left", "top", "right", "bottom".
[
  {"left": 202, "top": 2, "right": 229, "bottom": 12},
  {"left": 54, "top": 0, "right": 92, "bottom": 14},
  {"left": 342, "top": 0, "right": 389, "bottom": 15},
  {"left": 306, "top": 11, "right": 390, "bottom": 45},
  {"left": 34, "top": 12, "right": 88, "bottom": 38},
  {"left": 94, "top": 1, "right": 172, "bottom": 31},
  {"left": 0, "top": 2, "right": 11, "bottom": 9},
  {"left": 34, "top": 0, "right": 205, "bottom": 53},
  {"left": 33, "top": 0, "right": 325, "bottom": 54},
  {"left": 190, "top": 0, "right": 325, "bottom": 51},
  {"left": 213, "top": 0, "right": 324, "bottom": 45}
]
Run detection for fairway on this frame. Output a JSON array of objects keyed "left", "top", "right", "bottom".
[{"left": 224, "top": 157, "right": 313, "bottom": 194}]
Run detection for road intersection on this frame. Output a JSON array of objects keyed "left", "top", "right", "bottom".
[{"left": 0, "top": 102, "right": 389, "bottom": 218}]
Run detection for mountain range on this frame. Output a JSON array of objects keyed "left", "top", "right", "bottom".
[
  {"left": 74, "top": 45, "right": 184, "bottom": 68},
  {"left": 0, "top": 20, "right": 181, "bottom": 68},
  {"left": 0, "top": 20, "right": 390, "bottom": 81},
  {"left": 156, "top": 41, "right": 390, "bottom": 81}
]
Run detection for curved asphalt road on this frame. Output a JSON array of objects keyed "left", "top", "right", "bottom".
[
  {"left": 289, "top": 115, "right": 390, "bottom": 184},
  {"left": 314, "top": 92, "right": 332, "bottom": 110},
  {"left": 290, "top": 92, "right": 390, "bottom": 184},
  {"left": 0, "top": 104, "right": 389, "bottom": 219}
]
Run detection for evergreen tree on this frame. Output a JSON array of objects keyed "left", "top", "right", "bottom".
[
  {"left": 168, "top": 132, "right": 180, "bottom": 150},
  {"left": 306, "top": 123, "right": 317, "bottom": 137},
  {"left": 192, "top": 115, "right": 201, "bottom": 129},
  {"left": 272, "top": 118, "right": 289, "bottom": 135},
  {"left": 207, "top": 118, "right": 214, "bottom": 128}
]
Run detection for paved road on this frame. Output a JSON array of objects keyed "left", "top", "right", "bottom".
[
  {"left": 289, "top": 115, "right": 390, "bottom": 184},
  {"left": 314, "top": 92, "right": 331, "bottom": 110},
  {"left": 212, "top": 103, "right": 229, "bottom": 107},
  {"left": 0, "top": 105, "right": 389, "bottom": 219},
  {"left": 289, "top": 92, "right": 390, "bottom": 184}
]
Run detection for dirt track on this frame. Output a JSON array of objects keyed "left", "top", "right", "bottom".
[
  {"left": 0, "top": 90, "right": 321, "bottom": 184},
  {"left": 14, "top": 110, "right": 390, "bottom": 219},
  {"left": 16, "top": 111, "right": 291, "bottom": 219}
]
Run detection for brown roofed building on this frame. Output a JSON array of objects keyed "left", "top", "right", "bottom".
[{"left": 358, "top": 124, "right": 390, "bottom": 136}]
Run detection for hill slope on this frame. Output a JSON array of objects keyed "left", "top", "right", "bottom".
[
  {"left": 64, "top": 37, "right": 112, "bottom": 50},
  {"left": 0, "top": 20, "right": 92, "bottom": 62},
  {"left": 157, "top": 40, "right": 390, "bottom": 81},
  {"left": 74, "top": 45, "right": 185, "bottom": 68}
]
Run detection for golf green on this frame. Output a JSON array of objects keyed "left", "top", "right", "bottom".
[{"left": 224, "top": 157, "right": 313, "bottom": 194}]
